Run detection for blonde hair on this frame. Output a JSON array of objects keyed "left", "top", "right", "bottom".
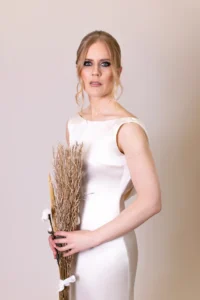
[{"left": 75, "top": 30, "right": 123, "bottom": 108}]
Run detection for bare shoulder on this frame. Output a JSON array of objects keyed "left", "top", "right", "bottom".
[
  {"left": 117, "top": 124, "right": 149, "bottom": 153},
  {"left": 116, "top": 106, "right": 149, "bottom": 153},
  {"left": 115, "top": 104, "right": 146, "bottom": 139},
  {"left": 113, "top": 103, "right": 138, "bottom": 119}
]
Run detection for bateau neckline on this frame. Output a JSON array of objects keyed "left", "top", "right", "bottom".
[{"left": 77, "top": 113, "right": 139, "bottom": 123}]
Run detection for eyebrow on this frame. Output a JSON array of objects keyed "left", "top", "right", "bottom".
[{"left": 85, "top": 58, "right": 111, "bottom": 61}]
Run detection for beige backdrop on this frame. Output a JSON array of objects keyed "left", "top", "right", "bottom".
[{"left": 1, "top": 1, "right": 199, "bottom": 299}]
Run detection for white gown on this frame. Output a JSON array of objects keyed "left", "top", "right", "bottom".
[{"left": 67, "top": 113, "right": 148, "bottom": 300}]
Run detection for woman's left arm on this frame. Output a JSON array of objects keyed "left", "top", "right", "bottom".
[{"left": 93, "top": 122, "right": 162, "bottom": 246}]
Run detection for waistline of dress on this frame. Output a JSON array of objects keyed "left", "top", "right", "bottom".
[{"left": 81, "top": 187, "right": 120, "bottom": 200}]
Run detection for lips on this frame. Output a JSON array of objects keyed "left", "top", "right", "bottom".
[{"left": 90, "top": 81, "right": 102, "bottom": 86}]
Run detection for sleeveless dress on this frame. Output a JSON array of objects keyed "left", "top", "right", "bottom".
[{"left": 67, "top": 113, "right": 148, "bottom": 300}]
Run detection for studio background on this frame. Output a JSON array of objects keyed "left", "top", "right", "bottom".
[{"left": 1, "top": 1, "right": 199, "bottom": 299}]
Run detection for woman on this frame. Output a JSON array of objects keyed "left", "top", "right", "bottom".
[{"left": 49, "top": 30, "right": 162, "bottom": 300}]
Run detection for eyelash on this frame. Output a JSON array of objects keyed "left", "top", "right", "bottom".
[{"left": 83, "top": 61, "right": 111, "bottom": 67}]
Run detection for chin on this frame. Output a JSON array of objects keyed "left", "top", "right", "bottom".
[{"left": 86, "top": 90, "right": 104, "bottom": 96}]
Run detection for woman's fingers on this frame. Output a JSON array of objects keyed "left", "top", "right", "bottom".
[
  {"left": 54, "top": 238, "right": 67, "bottom": 244},
  {"left": 48, "top": 235, "right": 55, "bottom": 246},
  {"left": 54, "top": 231, "right": 68, "bottom": 237},
  {"left": 55, "top": 243, "right": 74, "bottom": 252},
  {"left": 48, "top": 235, "right": 57, "bottom": 257}
]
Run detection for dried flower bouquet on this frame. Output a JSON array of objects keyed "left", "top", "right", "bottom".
[{"left": 42, "top": 141, "right": 84, "bottom": 300}]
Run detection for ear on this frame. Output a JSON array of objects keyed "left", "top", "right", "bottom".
[{"left": 117, "top": 66, "right": 122, "bottom": 77}]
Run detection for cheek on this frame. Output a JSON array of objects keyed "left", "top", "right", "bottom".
[
  {"left": 104, "top": 71, "right": 114, "bottom": 84},
  {"left": 81, "top": 68, "right": 90, "bottom": 79},
  {"left": 80, "top": 71, "right": 89, "bottom": 88}
]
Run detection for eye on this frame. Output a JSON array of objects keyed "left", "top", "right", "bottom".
[
  {"left": 83, "top": 60, "right": 92, "bottom": 66},
  {"left": 101, "top": 61, "right": 111, "bottom": 67}
]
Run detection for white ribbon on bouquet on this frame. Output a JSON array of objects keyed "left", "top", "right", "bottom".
[{"left": 58, "top": 275, "right": 76, "bottom": 292}]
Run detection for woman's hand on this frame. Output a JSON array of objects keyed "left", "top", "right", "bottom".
[
  {"left": 53, "top": 230, "right": 98, "bottom": 257},
  {"left": 48, "top": 235, "right": 57, "bottom": 259}
]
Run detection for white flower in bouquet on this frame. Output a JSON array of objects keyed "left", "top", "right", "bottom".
[{"left": 41, "top": 208, "right": 51, "bottom": 222}]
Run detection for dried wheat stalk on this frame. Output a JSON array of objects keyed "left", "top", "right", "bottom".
[{"left": 49, "top": 141, "right": 84, "bottom": 300}]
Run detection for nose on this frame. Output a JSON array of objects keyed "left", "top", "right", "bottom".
[{"left": 92, "top": 64, "right": 101, "bottom": 76}]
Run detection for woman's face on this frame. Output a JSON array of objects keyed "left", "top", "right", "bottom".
[{"left": 80, "top": 41, "right": 117, "bottom": 99}]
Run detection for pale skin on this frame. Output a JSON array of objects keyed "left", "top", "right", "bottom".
[{"left": 48, "top": 41, "right": 162, "bottom": 258}]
